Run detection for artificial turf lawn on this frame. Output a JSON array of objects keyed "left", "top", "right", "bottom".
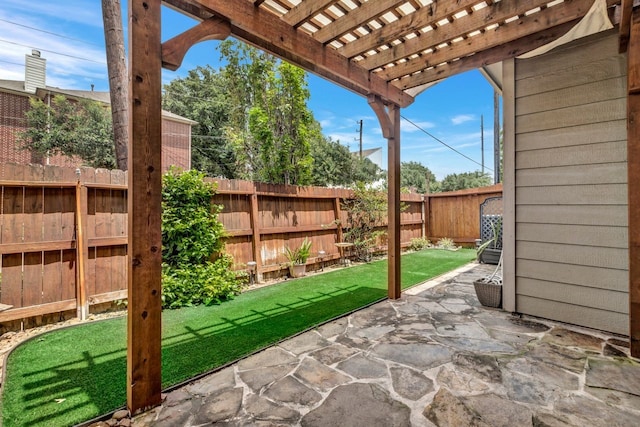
[{"left": 1, "top": 249, "right": 474, "bottom": 427}]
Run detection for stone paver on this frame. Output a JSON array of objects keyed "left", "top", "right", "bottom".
[{"left": 130, "top": 263, "right": 640, "bottom": 427}]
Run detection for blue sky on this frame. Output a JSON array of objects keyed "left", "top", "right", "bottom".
[{"left": 0, "top": 0, "right": 500, "bottom": 180}]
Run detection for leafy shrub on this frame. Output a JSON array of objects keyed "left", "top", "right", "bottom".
[
  {"left": 409, "top": 237, "right": 431, "bottom": 251},
  {"left": 437, "top": 237, "right": 456, "bottom": 250},
  {"left": 161, "top": 168, "right": 244, "bottom": 308},
  {"left": 162, "top": 255, "right": 245, "bottom": 309},
  {"left": 341, "top": 182, "right": 387, "bottom": 262}
]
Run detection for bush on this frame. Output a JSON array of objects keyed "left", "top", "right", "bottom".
[
  {"left": 409, "top": 237, "right": 431, "bottom": 251},
  {"left": 161, "top": 255, "right": 245, "bottom": 309},
  {"left": 341, "top": 182, "right": 387, "bottom": 262},
  {"left": 161, "top": 168, "right": 244, "bottom": 308}
]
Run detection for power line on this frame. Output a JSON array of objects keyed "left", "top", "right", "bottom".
[
  {"left": 0, "top": 58, "right": 25, "bottom": 67},
  {"left": 400, "top": 114, "right": 493, "bottom": 173},
  {"left": 0, "top": 38, "right": 106, "bottom": 65},
  {"left": 0, "top": 18, "right": 104, "bottom": 48}
]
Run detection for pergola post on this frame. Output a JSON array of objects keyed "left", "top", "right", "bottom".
[
  {"left": 127, "top": 0, "right": 163, "bottom": 414},
  {"left": 369, "top": 96, "right": 401, "bottom": 299},
  {"left": 627, "top": 7, "right": 640, "bottom": 358}
]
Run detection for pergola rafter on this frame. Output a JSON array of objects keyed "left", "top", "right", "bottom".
[{"left": 127, "top": 0, "right": 639, "bottom": 416}]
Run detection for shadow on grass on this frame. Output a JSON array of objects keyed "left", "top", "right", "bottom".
[{"left": 4, "top": 283, "right": 383, "bottom": 427}]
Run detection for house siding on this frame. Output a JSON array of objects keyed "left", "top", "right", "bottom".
[{"left": 513, "top": 30, "right": 629, "bottom": 335}]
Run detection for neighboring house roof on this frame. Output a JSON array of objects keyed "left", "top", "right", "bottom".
[
  {"left": 0, "top": 79, "right": 197, "bottom": 125},
  {"left": 357, "top": 147, "right": 382, "bottom": 158}
]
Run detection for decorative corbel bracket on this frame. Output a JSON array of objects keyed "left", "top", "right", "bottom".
[{"left": 162, "top": 16, "right": 231, "bottom": 71}]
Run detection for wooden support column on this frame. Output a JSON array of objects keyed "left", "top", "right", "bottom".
[
  {"left": 369, "top": 95, "right": 401, "bottom": 299},
  {"left": 627, "top": 8, "right": 640, "bottom": 358},
  {"left": 127, "top": 0, "right": 163, "bottom": 414}
]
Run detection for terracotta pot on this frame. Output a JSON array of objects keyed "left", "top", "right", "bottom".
[{"left": 289, "top": 263, "right": 306, "bottom": 278}]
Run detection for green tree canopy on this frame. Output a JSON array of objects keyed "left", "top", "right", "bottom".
[
  {"left": 439, "top": 170, "right": 493, "bottom": 192},
  {"left": 401, "top": 161, "right": 436, "bottom": 193},
  {"left": 19, "top": 95, "right": 116, "bottom": 168},
  {"left": 162, "top": 65, "right": 237, "bottom": 178}
]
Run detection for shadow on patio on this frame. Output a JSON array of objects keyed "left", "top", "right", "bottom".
[{"left": 132, "top": 264, "right": 640, "bottom": 427}]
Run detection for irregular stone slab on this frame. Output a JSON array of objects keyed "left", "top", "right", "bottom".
[
  {"left": 372, "top": 343, "right": 453, "bottom": 370},
  {"left": 586, "top": 386, "right": 640, "bottom": 414},
  {"left": 453, "top": 353, "right": 502, "bottom": 383},
  {"left": 554, "top": 394, "right": 639, "bottom": 427},
  {"left": 264, "top": 376, "right": 322, "bottom": 406},
  {"left": 394, "top": 301, "right": 431, "bottom": 316},
  {"left": 436, "top": 322, "right": 491, "bottom": 339},
  {"left": 474, "top": 312, "right": 549, "bottom": 334},
  {"left": 349, "top": 324, "right": 396, "bottom": 340},
  {"left": 294, "top": 357, "right": 350, "bottom": 392},
  {"left": 603, "top": 343, "right": 627, "bottom": 358},
  {"left": 163, "top": 389, "right": 191, "bottom": 407},
  {"left": 542, "top": 327, "right": 603, "bottom": 352},
  {"left": 244, "top": 394, "right": 300, "bottom": 423},
  {"left": 194, "top": 388, "right": 243, "bottom": 424},
  {"left": 505, "top": 358, "right": 579, "bottom": 392},
  {"left": 309, "top": 343, "right": 359, "bottom": 366},
  {"left": 335, "top": 334, "right": 374, "bottom": 350},
  {"left": 531, "top": 411, "right": 574, "bottom": 427},
  {"left": 423, "top": 388, "right": 490, "bottom": 427},
  {"left": 154, "top": 400, "right": 195, "bottom": 427},
  {"left": 337, "top": 353, "right": 388, "bottom": 379},
  {"left": 301, "top": 383, "right": 410, "bottom": 427},
  {"left": 440, "top": 301, "right": 475, "bottom": 314},
  {"left": 433, "top": 336, "right": 516, "bottom": 354},
  {"left": 238, "top": 363, "right": 297, "bottom": 392},
  {"left": 278, "top": 330, "right": 330, "bottom": 355},
  {"left": 586, "top": 358, "right": 640, "bottom": 396},
  {"left": 608, "top": 337, "right": 630, "bottom": 348},
  {"left": 238, "top": 347, "right": 298, "bottom": 371},
  {"left": 414, "top": 300, "right": 452, "bottom": 314},
  {"left": 525, "top": 342, "right": 586, "bottom": 373},
  {"left": 350, "top": 304, "right": 397, "bottom": 328},
  {"left": 436, "top": 366, "right": 492, "bottom": 395},
  {"left": 380, "top": 331, "right": 434, "bottom": 345},
  {"left": 501, "top": 369, "right": 568, "bottom": 406},
  {"left": 487, "top": 329, "right": 535, "bottom": 347},
  {"left": 396, "top": 321, "right": 436, "bottom": 334},
  {"left": 185, "top": 367, "right": 235, "bottom": 396},
  {"left": 465, "top": 394, "right": 533, "bottom": 427},
  {"left": 390, "top": 366, "right": 433, "bottom": 400},
  {"left": 316, "top": 318, "right": 348, "bottom": 338}
]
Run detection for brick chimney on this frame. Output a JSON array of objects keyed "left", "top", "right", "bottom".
[{"left": 24, "top": 49, "right": 46, "bottom": 93}]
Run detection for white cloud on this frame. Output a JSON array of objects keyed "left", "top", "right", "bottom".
[
  {"left": 401, "top": 119, "right": 436, "bottom": 133},
  {"left": 451, "top": 114, "right": 475, "bottom": 125}
]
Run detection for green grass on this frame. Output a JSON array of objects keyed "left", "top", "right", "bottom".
[{"left": 1, "top": 249, "right": 474, "bottom": 427}]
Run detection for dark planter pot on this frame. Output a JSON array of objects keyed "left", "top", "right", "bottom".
[{"left": 480, "top": 248, "right": 501, "bottom": 265}]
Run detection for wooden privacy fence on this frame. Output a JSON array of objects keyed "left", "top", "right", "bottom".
[{"left": 0, "top": 164, "right": 502, "bottom": 327}]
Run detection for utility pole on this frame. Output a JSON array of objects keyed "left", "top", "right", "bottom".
[
  {"left": 493, "top": 90, "right": 501, "bottom": 184},
  {"left": 358, "top": 119, "right": 363, "bottom": 159},
  {"left": 480, "top": 114, "right": 484, "bottom": 173}
]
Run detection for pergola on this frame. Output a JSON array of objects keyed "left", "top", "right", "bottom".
[{"left": 126, "top": 0, "right": 639, "bottom": 414}]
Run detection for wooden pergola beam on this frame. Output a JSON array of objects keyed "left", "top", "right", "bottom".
[
  {"left": 628, "top": 6, "right": 640, "bottom": 358},
  {"left": 283, "top": 0, "right": 338, "bottom": 27},
  {"left": 313, "top": 0, "right": 401, "bottom": 44},
  {"left": 162, "top": 17, "right": 230, "bottom": 71},
  {"left": 189, "top": 0, "right": 414, "bottom": 107},
  {"left": 393, "top": 19, "right": 579, "bottom": 89},
  {"left": 127, "top": 0, "right": 163, "bottom": 415},
  {"left": 619, "top": 0, "right": 634, "bottom": 52},
  {"left": 341, "top": 0, "right": 478, "bottom": 61},
  {"left": 368, "top": 95, "right": 401, "bottom": 300},
  {"left": 377, "top": 0, "right": 575, "bottom": 82}
]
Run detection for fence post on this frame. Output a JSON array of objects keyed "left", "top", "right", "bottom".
[
  {"left": 424, "top": 194, "right": 430, "bottom": 242},
  {"left": 249, "top": 183, "right": 262, "bottom": 282},
  {"left": 75, "top": 178, "right": 89, "bottom": 320},
  {"left": 333, "top": 197, "right": 343, "bottom": 243}
]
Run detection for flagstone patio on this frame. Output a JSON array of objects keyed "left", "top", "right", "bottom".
[{"left": 129, "top": 263, "right": 640, "bottom": 427}]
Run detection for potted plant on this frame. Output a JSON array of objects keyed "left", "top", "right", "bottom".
[
  {"left": 477, "top": 217, "right": 502, "bottom": 265},
  {"left": 284, "top": 237, "right": 312, "bottom": 278},
  {"left": 473, "top": 252, "right": 503, "bottom": 308}
]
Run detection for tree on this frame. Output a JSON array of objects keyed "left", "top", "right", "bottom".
[
  {"left": 19, "top": 95, "right": 116, "bottom": 168},
  {"left": 440, "top": 170, "right": 493, "bottom": 192},
  {"left": 219, "top": 41, "right": 314, "bottom": 185},
  {"left": 401, "top": 161, "right": 436, "bottom": 193},
  {"left": 101, "top": 0, "right": 128, "bottom": 170},
  {"left": 162, "top": 66, "right": 237, "bottom": 178}
]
